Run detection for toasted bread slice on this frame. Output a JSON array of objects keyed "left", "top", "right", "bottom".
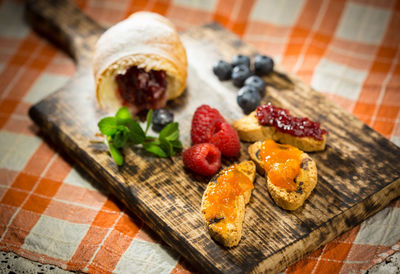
[
  {"left": 201, "top": 161, "right": 256, "bottom": 247},
  {"left": 248, "top": 141, "right": 317, "bottom": 210},
  {"left": 233, "top": 111, "right": 326, "bottom": 152}
]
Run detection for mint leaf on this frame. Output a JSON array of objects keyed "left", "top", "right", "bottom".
[
  {"left": 145, "top": 109, "right": 153, "bottom": 134},
  {"left": 159, "top": 122, "right": 179, "bottom": 141},
  {"left": 143, "top": 143, "right": 168, "bottom": 158},
  {"left": 170, "top": 140, "right": 182, "bottom": 149},
  {"left": 97, "top": 107, "right": 182, "bottom": 164},
  {"left": 98, "top": 117, "right": 118, "bottom": 136},
  {"left": 160, "top": 138, "right": 173, "bottom": 157},
  {"left": 127, "top": 120, "right": 145, "bottom": 144},
  {"left": 115, "top": 106, "right": 133, "bottom": 125},
  {"left": 107, "top": 140, "right": 124, "bottom": 166},
  {"left": 112, "top": 128, "right": 129, "bottom": 148}
]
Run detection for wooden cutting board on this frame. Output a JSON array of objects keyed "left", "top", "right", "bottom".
[{"left": 27, "top": 0, "right": 400, "bottom": 273}]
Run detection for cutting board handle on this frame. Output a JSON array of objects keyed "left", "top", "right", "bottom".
[{"left": 25, "top": 0, "right": 104, "bottom": 64}]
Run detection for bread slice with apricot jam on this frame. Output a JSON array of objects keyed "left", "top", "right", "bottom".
[
  {"left": 248, "top": 140, "right": 317, "bottom": 211},
  {"left": 201, "top": 161, "right": 256, "bottom": 247}
]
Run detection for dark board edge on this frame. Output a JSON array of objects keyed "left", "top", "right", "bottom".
[{"left": 254, "top": 178, "right": 400, "bottom": 273}]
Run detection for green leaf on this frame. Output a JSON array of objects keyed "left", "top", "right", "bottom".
[
  {"left": 98, "top": 117, "right": 118, "bottom": 136},
  {"left": 170, "top": 140, "right": 182, "bottom": 149},
  {"left": 160, "top": 138, "right": 173, "bottom": 157},
  {"left": 115, "top": 107, "right": 133, "bottom": 125},
  {"left": 159, "top": 122, "right": 179, "bottom": 141},
  {"left": 112, "top": 128, "right": 129, "bottom": 148},
  {"left": 143, "top": 143, "right": 168, "bottom": 158},
  {"left": 145, "top": 109, "right": 153, "bottom": 134},
  {"left": 107, "top": 140, "right": 124, "bottom": 166},
  {"left": 127, "top": 120, "right": 145, "bottom": 144}
]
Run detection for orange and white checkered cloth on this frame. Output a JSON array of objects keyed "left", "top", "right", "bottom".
[{"left": 0, "top": 0, "right": 399, "bottom": 273}]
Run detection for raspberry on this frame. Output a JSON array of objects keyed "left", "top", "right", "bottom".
[
  {"left": 182, "top": 143, "right": 221, "bottom": 176},
  {"left": 191, "top": 105, "right": 225, "bottom": 144},
  {"left": 210, "top": 121, "right": 241, "bottom": 157}
]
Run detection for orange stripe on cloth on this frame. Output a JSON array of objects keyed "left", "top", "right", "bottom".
[
  {"left": 11, "top": 173, "right": 39, "bottom": 192},
  {"left": 213, "top": 0, "right": 236, "bottom": 28},
  {"left": 2, "top": 117, "right": 36, "bottom": 136},
  {"left": 22, "top": 142, "right": 56, "bottom": 177},
  {"left": 229, "top": 0, "right": 256, "bottom": 36},
  {"left": 0, "top": 33, "right": 41, "bottom": 99},
  {"left": 67, "top": 225, "right": 111, "bottom": 271},
  {"left": 0, "top": 151, "right": 68, "bottom": 249},
  {"left": 0, "top": 194, "right": 44, "bottom": 249},
  {"left": 3, "top": 42, "right": 57, "bottom": 101},
  {"left": 0, "top": 204, "right": 18, "bottom": 237},
  {"left": 358, "top": 4, "right": 400, "bottom": 137},
  {"left": 66, "top": 197, "right": 131, "bottom": 270},
  {"left": 166, "top": 5, "right": 214, "bottom": 31},
  {"left": 124, "top": 0, "right": 151, "bottom": 17},
  {"left": 286, "top": 248, "right": 323, "bottom": 273},
  {"left": 150, "top": 0, "right": 172, "bottom": 15},
  {"left": 0, "top": 142, "right": 55, "bottom": 239},
  {"left": 87, "top": 214, "right": 140, "bottom": 273},
  {"left": 282, "top": 0, "right": 346, "bottom": 82},
  {"left": 42, "top": 154, "right": 72, "bottom": 182},
  {"left": 0, "top": 99, "right": 19, "bottom": 116}
]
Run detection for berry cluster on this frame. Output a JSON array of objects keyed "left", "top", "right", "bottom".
[
  {"left": 213, "top": 54, "right": 274, "bottom": 114},
  {"left": 183, "top": 105, "right": 240, "bottom": 176}
]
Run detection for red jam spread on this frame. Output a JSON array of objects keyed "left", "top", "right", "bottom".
[
  {"left": 260, "top": 139, "right": 302, "bottom": 191},
  {"left": 204, "top": 165, "right": 254, "bottom": 224},
  {"left": 115, "top": 66, "right": 167, "bottom": 110},
  {"left": 256, "top": 103, "right": 328, "bottom": 141}
]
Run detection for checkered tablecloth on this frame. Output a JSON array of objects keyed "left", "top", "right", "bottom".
[{"left": 0, "top": 0, "right": 399, "bottom": 273}]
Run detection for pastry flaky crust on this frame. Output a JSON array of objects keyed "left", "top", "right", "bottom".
[{"left": 93, "top": 11, "right": 187, "bottom": 112}]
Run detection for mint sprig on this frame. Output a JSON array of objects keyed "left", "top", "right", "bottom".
[{"left": 97, "top": 107, "right": 182, "bottom": 165}]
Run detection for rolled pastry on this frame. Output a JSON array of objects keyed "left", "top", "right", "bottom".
[{"left": 93, "top": 12, "right": 187, "bottom": 113}]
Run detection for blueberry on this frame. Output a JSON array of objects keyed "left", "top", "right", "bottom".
[
  {"left": 254, "top": 54, "right": 274, "bottom": 76},
  {"left": 213, "top": 60, "right": 232, "bottom": 81},
  {"left": 237, "top": 86, "right": 261, "bottom": 114},
  {"left": 231, "top": 54, "right": 250, "bottom": 68},
  {"left": 152, "top": 108, "right": 174, "bottom": 132},
  {"left": 231, "top": 64, "right": 252, "bottom": 87},
  {"left": 244, "top": 75, "right": 266, "bottom": 97}
]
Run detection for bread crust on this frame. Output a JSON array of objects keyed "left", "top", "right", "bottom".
[
  {"left": 93, "top": 11, "right": 187, "bottom": 112},
  {"left": 248, "top": 141, "right": 317, "bottom": 210},
  {"left": 233, "top": 111, "right": 326, "bottom": 152},
  {"left": 201, "top": 161, "right": 256, "bottom": 247}
]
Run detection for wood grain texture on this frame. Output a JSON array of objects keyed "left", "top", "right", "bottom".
[{"left": 27, "top": 1, "right": 400, "bottom": 273}]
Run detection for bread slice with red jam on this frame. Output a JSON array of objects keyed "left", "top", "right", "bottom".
[
  {"left": 233, "top": 103, "right": 327, "bottom": 152},
  {"left": 201, "top": 161, "right": 256, "bottom": 247},
  {"left": 248, "top": 140, "right": 317, "bottom": 211}
]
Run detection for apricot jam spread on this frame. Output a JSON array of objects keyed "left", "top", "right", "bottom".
[
  {"left": 205, "top": 165, "right": 254, "bottom": 223},
  {"left": 256, "top": 103, "right": 328, "bottom": 141},
  {"left": 116, "top": 66, "right": 167, "bottom": 109},
  {"left": 260, "top": 139, "right": 302, "bottom": 191}
]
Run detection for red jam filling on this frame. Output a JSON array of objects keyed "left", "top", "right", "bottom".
[
  {"left": 255, "top": 103, "right": 328, "bottom": 141},
  {"left": 115, "top": 66, "right": 167, "bottom": 110}
]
